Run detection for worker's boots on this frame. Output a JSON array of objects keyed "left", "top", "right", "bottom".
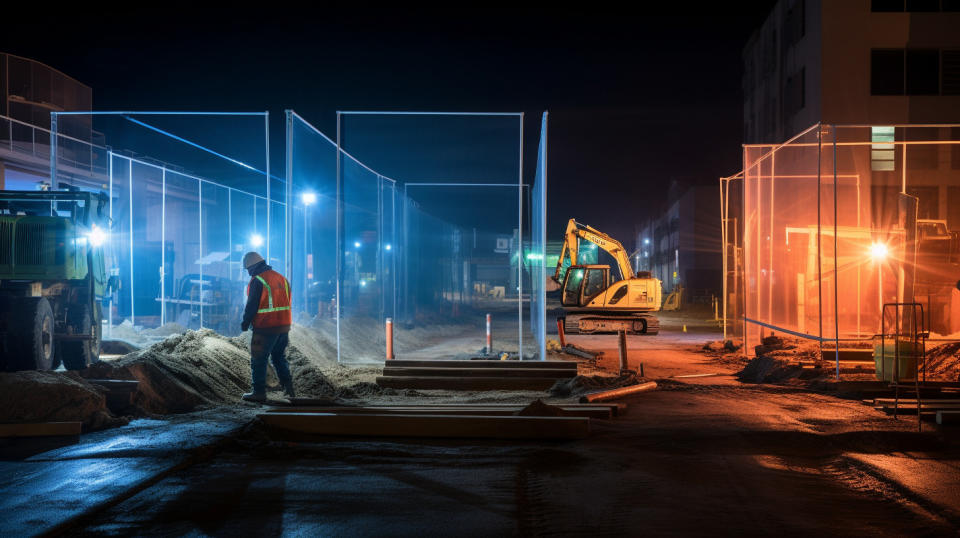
[
  {"left": 241, "top": 391, "right": 267, "bottom": 403},
  {"left": 283, "top": 382, "right": 297, "bottom": 399}
]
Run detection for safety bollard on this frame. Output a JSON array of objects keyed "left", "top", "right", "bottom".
[
  {"left": 618, "top": 330, "right": 628, "bottom": 375},
  {"left": 556, "top": 318, "right": 567, "bottom": 348},
  {"left": 385, "top": 318, "right": 394, "bottom": 360},
  {"left": 486, "top": 313, "right": 492, "bottom": 354}
]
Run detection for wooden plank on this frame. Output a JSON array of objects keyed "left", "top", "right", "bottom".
[
  {"left": 874, "top": 398, "right": 960, "bottom": 404},
  {"left": 382, "top": 367, "right": 577, "bottom": 378},
  {"left": 0, "top": 422, "right": 82, "bottom": 438},
  {"left": 376, "top": 376, "right": 560, "bottom": 391},
  {"left": 385, "top": 360, "right": 577, "bottom": 369},
  {"left": 580, "top": 381, "right": 658, "bottom": 403},
  {"left": 259, "top": 412, "right": 589, "bottom": 440},
  {"left": 265, "top": 406, "right": 613, "bottom": 419},
  {"left": 937, "top": 411, "right": 960, "bottom": 425},
  {"left": 821, "top": 349, "right": 874, "bottom": 362}
]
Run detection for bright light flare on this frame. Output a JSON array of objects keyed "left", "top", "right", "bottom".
[
  {"left": 384, "top": 244, "right": 392, "bottom": 251},
  {"left": 869, "top": 242, "right": 888, "bottom": 260},
  {"left": 87, "top": 225, "right": 108, "bottom": 247},
  {"left": 301, "top": 192, "right": 317, "bottom": 206},
  {"left": 354, "top": 241, "right": 361, "bottom": 248},
  {"left": 250, "top": 234, "right": 265, "bottom": 248}
]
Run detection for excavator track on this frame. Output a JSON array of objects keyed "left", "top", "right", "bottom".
[{"left": 561, "top": 312, "right": 659, "bottom": 335}]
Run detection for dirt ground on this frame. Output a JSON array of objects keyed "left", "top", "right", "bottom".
[{"left": 43, "top": 310, "right": 960, "bottom": 535}]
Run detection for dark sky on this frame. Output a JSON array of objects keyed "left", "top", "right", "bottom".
[{"left": 2, "top": 5, "right": 774, "bottom": 245}]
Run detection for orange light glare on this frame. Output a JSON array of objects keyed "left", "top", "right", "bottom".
[{"left": 869, "top": 242, "right": 888, "bottom": 260}]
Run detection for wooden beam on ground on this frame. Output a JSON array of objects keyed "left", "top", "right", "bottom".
[
  {"left": 376, "top": 376, "right": 560, "bottom": 391},
  {"left": 0, "top": 422, "right": 82, "bottom": 438},
  {"left": 258, "top": 412, "right": 590, "bottom": 440},
  {"left": 382, "top": 367, "right": 577, "bottom": 378},
  {"left": 579, "top": 381, "right": 658, "bottom": 403},
  {"left": 937, "top": 411, "right": 960, "bottom": 425},
  {"left": 265, "top": 406, "right": 613, "bottom": 419},
  {"left": 385, "top": 360, "right": 578, "bottom": 369}
]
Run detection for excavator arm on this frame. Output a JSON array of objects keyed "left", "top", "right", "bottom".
[{"left": 553, "top": 219, "right": 635, "bottom": 283}]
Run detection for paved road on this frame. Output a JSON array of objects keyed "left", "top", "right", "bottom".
[{"left": 75, "top": 383, "right": 960, "bottom": 536}]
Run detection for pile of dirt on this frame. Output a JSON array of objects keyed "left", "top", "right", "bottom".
[
  {"left": 84, "top": 325, "right": 392, "bottom": 414},
  {"left": 737, "top": 356, "right": 805, "bottom": 384},
  {"left": 925, "top": 342, "right": 960, "bottom": 381},
  {"left": 105, "top": 320, "right": 189, "bottom": 348},
  {"left": 0, "top": 371, "right": 128, "bottom": 431},
  {"left": 549, "top": 373, "right": 640, "bottom": 398}
]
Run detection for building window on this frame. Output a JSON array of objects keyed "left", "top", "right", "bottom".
[
  {"left": 905, "top": 0, "right": 940, "bottom": 10},
  {"left": 943, "top": 50, "right": 960, "bottom": 95},
  {"left": 872, "top": 0, "right": 904, "bottom": 10},
  {"left": 872, "top": 48, "right": 948, "bottom": 95},
  {"left": 873, "top": 0, "right": 960, "bottom": 9},
  {"left": 871, "top": 126, "right": 896, "bottom": 171},
  {"left": 906, "top": 49, "right": 940, "bottom": 95},
  {"left": 872, "top": 50, "right": 905, "bottom": 95}
]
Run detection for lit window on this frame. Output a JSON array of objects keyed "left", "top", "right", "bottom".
[{"left": 871, "top": 126, "right": 896, "bottom": 171}]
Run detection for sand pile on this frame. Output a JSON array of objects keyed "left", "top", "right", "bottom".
[
  {"left": 104, "top": 320, "right": 189, "bottom": 348},
  {"left": 85, "top": 325, "right": 392, "bottom": 414},
  {"left": 0, "top": 371, "right": 128, "bottom": 431},
  {"left": 925, "top": 342, "right": 960, "bottom": 381}
]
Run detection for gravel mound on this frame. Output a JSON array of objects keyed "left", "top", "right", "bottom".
[
  {"left": 0, "top": 371, "right": 128, "bottom": 431},
  {"left": 83, "top": 325, "right": 389, "bottom": 414}
]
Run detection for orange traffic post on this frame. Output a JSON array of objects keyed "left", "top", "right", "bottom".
[
  {"left": 556, "top": 318, "right": 566, "bottom": 348},
  {"left": 486, "top": 313, "right": 492, "bottom": 354},
  {"left": 385, "top": 318, "right": 394, "bottom": 360}
]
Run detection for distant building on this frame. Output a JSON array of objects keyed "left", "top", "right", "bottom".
[
  {"left": 0, "top": 53, "right": 99, "bottom": 189},
  {"left": 743, "top": 0, "right": 960, "bottom": 145},
  {"left": 636, "top": 183, "right": 721, "bottom": 301}
]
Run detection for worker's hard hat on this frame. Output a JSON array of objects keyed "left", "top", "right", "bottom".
[{"left": 243, "top": 251, "right": 265, "bottom": 269}]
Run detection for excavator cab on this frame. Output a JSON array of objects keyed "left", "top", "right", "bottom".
[{"left": 560, "top": 265, "right": 610, "bottom": 307}]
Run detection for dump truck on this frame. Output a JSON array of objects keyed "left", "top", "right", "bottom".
[
  {"left": 553, "top": 219, "right": 662, "bottom": 334},
  {"left": 0, "top": 190, "right": 115, "bottom": 371}
]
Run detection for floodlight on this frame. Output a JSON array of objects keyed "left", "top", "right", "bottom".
[
  {"left": 301, "top": 192, "right": 317, "bottom": 206},
  {"left": 643, "top": 238, "right": 650, "bottom": 245},
  {"left": 869, "top": 242, "right": 888, "bottom": 260},
  {"left": 360, "top": 280, "right": 367, "bottom": 287},
  {"left": 354, "top": 241, "right": 361, "bottom": 248},
  {"left": 384, "top": 244, "right": 392, "bottom": 251},
  {"left": 250, "top": 233, "right": 265, "bottom": 248},
  {"left": 87, "top": 225, "right": 108, "bottom": 247}
]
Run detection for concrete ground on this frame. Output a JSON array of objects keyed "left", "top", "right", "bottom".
[{"left": 5, "top": 310, "right": 960, "bottom": 536}]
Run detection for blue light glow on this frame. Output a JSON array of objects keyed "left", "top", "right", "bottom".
[
  {"left": 354, "top": 241, "right": 361, "bottom": 248},
  {"left": 87, "top": 225, "right": 108, "bottom": 247},
  {"left": 250, "top": 234, "right": 264, "bottom": 248},
  {"left": 384, "top": 244, "right": 392, "bottom": 251},
  {"left": 301, "top": 192, "right": 317, "bottom": 206}
]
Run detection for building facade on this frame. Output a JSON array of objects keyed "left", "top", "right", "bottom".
[
  {"left": 743, "top": 0, "right": 960, "bottom": 145},
  {"left": 0, "top": 53, "right": 97, "bottom": 189},
  {"left": 636, "top": 184, "right": 722, "bottom": 301}
]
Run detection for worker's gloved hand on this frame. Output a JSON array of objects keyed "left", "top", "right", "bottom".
[{"left": 241, "top": 322, "right": 250, "bottom": 332}]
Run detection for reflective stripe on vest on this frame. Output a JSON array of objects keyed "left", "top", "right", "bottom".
[{"left": 254, "top": 275, "right": 291, "bottom": 314}]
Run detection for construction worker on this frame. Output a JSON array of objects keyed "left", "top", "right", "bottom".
[{"left": 240, "top": 252, "right": 296, "bottom": 402}]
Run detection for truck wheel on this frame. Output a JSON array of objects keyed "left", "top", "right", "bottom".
[
  {"left": 60, "top": 304, "right": 101, "bottom": 371},
  {"left": 9, "top": 297, "right": 55, "bottom": 371}
]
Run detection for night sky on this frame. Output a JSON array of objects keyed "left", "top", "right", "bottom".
[{"left": 2, "top": 5, "right": 775, "bottom": 245}]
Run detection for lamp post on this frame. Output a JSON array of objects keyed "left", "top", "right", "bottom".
[
  {"left": 301, "top": 192, "right": 316, "bottom": 315},
  {"left": 870, "top": 242, "right": 888, "bottom": 331}
]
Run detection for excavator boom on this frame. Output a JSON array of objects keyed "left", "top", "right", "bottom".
[{"left": 554, "top": 219, "right": 635, "bottom": 283}]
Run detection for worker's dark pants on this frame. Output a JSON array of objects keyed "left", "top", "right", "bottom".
[{"left": 250, "top": 331, "right": 293, "bottom": 395}]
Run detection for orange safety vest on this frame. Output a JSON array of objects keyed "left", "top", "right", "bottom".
[{"left": 247, "top": 269, "right": 292, "bottom": 328}]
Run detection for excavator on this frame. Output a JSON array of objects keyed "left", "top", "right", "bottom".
[{"left": 553, "top": 219, "right": 662, "bottom": 335}]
